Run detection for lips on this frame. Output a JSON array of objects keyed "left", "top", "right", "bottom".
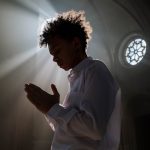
[{"left": 57, "top": 60, "right": 63, "bottom": 67}]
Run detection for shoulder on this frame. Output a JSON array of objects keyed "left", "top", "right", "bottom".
[
  {"left": 85, "top": 59, "right": 110, "bottom": 75},
  {"left": 85, "top": 59, "right": 117, "bottom": 84}
]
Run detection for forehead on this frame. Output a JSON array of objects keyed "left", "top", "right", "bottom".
[{"left": 48, "top": 36, "right": 67, "bottom": 49}]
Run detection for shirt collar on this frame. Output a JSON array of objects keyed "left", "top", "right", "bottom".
[{"left": 69, "top": 56, "right": 93, "bottom": 75}]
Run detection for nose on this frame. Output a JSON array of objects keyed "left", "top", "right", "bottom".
[{"left": 53, "top": 56, "right": 59, "bottom": 62}]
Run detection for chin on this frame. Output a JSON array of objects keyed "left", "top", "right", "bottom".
[
  {"left": 57, "top": 62, "right": 71, "bottom": 71},
  {"left": 64, "top": 68, "right": 70, "bottom": 71},
  {"left": 60, "top": 65, "right": 71, "bottom": 71},
  {"left": 61, "top": 67, "right": 70, "bottom": 71}
]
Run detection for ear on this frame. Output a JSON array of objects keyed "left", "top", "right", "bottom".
[{"left": 72, "top": 37, "right": 81, "bottom": 48}]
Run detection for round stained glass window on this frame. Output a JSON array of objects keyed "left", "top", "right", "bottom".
[{"left": 125, "top": 38, "right": 147, "bottom": 65}]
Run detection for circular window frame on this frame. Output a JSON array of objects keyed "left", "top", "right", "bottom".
[{"left": 118, "top": 33, "right": 147, "bottom": 68}]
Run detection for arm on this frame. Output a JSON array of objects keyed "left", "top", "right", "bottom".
[{"left": 46, "top": 62, "right": 118, "bottom": 140}]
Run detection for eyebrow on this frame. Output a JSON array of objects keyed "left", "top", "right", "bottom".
[{"left": 49, "top": 45, "right": 60, "bottom": 55}]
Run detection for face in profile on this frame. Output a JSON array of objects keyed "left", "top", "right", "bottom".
[{"left": 48, "top": 36, "right": 82, "bottom": 71}]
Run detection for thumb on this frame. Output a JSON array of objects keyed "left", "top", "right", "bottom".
[{"left": 51, "top": 84, "right": 60, "bottom": 97}]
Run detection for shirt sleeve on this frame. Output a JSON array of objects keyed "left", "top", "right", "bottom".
[{"left": 45, "top": 61, "right": 118, "bottom": 140}]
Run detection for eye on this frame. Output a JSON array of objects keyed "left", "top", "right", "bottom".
[
  {"left": 50, "top": 49, "right": 59, "bottom": 56},
  {"left": 55, "top": 49, "right": 61, "bottom": 54}
]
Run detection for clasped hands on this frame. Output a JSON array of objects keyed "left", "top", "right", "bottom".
[{"left": 24, "top": 83, "right": 60, "bottom": 114}]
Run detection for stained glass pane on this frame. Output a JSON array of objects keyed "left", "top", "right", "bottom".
[{"left": 125, "top": 38, "right": 146, "bottom": 65}]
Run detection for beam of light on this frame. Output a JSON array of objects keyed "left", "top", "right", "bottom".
[
  {"left": 14, "top": 0, "right": 54, "bottom": 17},
  {"left": 0, "top": 47, "right": 43, "bottom": 79},
  {"left": 29, "top": 52, "right": 69, "bottom": 103},
  {"left": 14, "top": 0, "right": 57, "bottom": 19},
  {"left": 32, "top": 56, "right": 57, "bottom": 87},
  {"left": 0, "top": 0, "right": 69, "bottom": 149},
  {"left": 31, "top": 9, "right": 69, "bottom": 102},
  {"left": 0, "top": 1, "right": 58, "bottom": 150}
]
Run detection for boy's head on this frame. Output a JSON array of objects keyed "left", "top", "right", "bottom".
[{"left": 39, "top": 10, "right": 92, "bottom": 70}]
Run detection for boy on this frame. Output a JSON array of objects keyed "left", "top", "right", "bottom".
[{"left": 25, "top": 10, "right": 121, "bottom": 150}]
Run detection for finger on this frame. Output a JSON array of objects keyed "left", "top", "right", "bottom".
[
  {"left": 25, "top": 83, "right": 29, "bottom": 87},
  {"left": 51, "top": 84, "right": 60, "bottom": 97},
  {"left": 27, "top": 83, "right": 43, "bottom": 95},
  {"left": 27, "top": 93, "right": 41, "bottom": 107},
  {"left": 24, "top": 83, "right": 29, "bottom": 91},
  {"left": 25, "top": 84, "right": 41, "bottom": 99},
  {"left": 29, "top": 83, "right": 42, "bottom": 92}
]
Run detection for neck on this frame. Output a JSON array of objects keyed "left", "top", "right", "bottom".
[{"left": 72, "top": 53, "right": 87, "bottom": 68}]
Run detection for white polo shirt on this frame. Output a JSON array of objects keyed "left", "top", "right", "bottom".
[{"left": 45, "top": 57, "right": 121, "bottom": 150}]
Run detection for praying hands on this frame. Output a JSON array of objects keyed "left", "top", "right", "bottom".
[{"left": 24, "top": 83, "right": 60, "bottom": 114}]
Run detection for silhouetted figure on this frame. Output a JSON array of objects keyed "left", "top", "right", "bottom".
[{"left": 25, "top": 10, "right": 121, "bottom": 150}]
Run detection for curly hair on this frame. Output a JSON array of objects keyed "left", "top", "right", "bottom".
[{"left": 39, "top": 10, "right": 92, "bottom": 51}]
